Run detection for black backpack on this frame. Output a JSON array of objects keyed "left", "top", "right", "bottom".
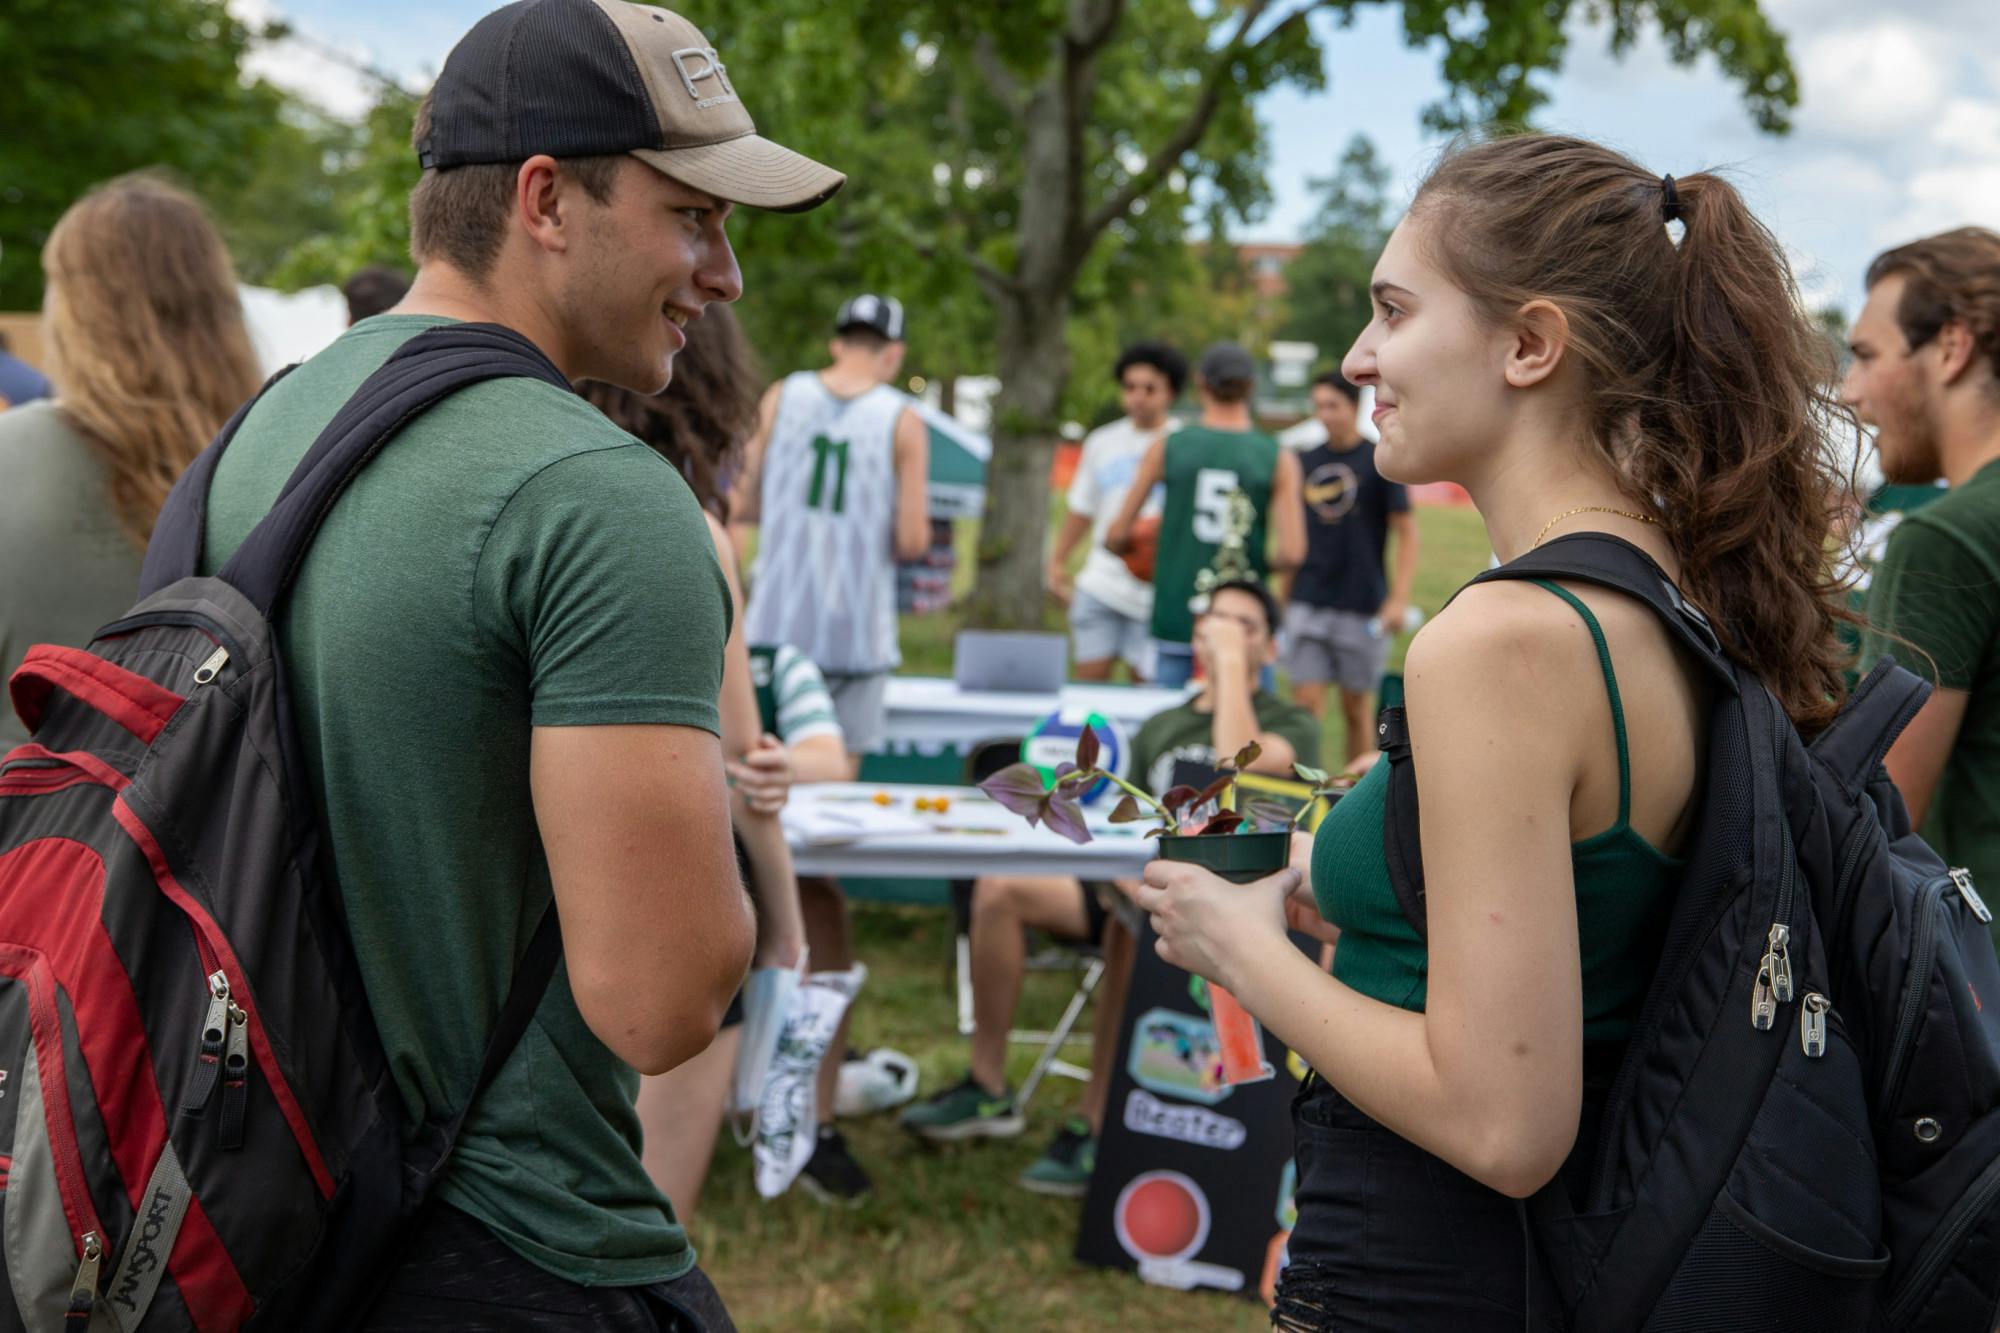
[
  {"left": 0, "top": 324, "right": 564, "bottom": 1330},
  {"left": 1379, "top": 533, "right": 2000, "bottom": 1331}
]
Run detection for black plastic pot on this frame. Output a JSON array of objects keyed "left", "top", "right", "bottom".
[{"left": 1156, "top": 829, "right": 1292, "bottom": 883}]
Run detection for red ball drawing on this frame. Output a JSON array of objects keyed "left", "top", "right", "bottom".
[{"left": 1114, "top": 1170, "right": 1212, "bottom": 1263}]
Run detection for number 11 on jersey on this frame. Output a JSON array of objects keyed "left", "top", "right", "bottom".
[{"left": 808, "top": 434, "right": 850, "bottom": 514}]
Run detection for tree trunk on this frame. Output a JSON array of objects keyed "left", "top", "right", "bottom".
[{"left": 967, "top": 284, "right": 1070, "bottom": 628}]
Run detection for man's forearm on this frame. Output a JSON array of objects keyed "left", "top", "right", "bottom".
[{"left": 1208, "top": 655, "right": 1262, "bottom": 758}]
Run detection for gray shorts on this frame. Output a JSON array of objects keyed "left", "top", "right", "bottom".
[
  {"left": 1068, "top": 586, "right": 1155, "bottom": 675},
  {"left": 1281, "top": 603, "right": 1389, "bottom": 693},
  {"left": 823, "top": 670, "right": 889, "bottom": 756}
]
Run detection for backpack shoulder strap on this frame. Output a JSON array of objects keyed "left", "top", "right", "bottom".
[
  {"left": 216, "top": 322, "right": 570, "bottom": 618},
  {"left": 138, "top": 364, "right": 297, "bottom": 597},
  {"left": 1808, "top": 655, "right": 1931, "bottom": 789},
  {"left": 403, "top": 909, "right": 564, "bottom": 1202},
  {"left": 1459, "top": 533, "right": 1739, "bottom": 695}
]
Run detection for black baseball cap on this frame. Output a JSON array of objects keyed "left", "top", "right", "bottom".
[
  {"left": 1198, "top": 341, "right": 1256, "bottom": 386},
  {"left": 418, "top": 0, "right": 844, "bottom": 212},
  {"left": 835, "top": 294, "right": 906, "bottom": 341}
]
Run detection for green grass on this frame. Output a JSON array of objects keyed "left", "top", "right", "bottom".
[
  {"left": 695, "top": 504, "right": 1495, "bottom": 1329},
  {"left": 694, "top": 904, "right": 1270, "bottom": 1332}
]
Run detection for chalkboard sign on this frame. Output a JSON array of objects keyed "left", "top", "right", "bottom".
[{"left": 1074, "top": 916, "right": 1321, "bottom": 1302}]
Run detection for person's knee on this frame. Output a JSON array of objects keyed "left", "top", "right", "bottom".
[{"left": 971, "top": 876, "right": 1026, "bottom": 930}]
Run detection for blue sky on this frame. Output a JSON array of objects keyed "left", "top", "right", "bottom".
[{"left": 237, "top": 0, "right": 2000, "bottom": 319}]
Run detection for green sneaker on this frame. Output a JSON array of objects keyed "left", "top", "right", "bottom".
[
  {"left": 1019, "top": 1117, "right": 1097, "bottom": 1197},
  {"left": 899, "top": 1074, "right": 1024, "bottom": 1141}
]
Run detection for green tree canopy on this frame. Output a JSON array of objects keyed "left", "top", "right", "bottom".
[{"left": 0, "top": 0, "right": 289, "bottom": 309}]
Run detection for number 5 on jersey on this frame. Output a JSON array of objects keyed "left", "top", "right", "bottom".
[
  {"left": 808, "top": 434, "right": 849, "bottom": 514},
  {"left": 1192, "top": 467, "right": 1240, "bottom": 542}
]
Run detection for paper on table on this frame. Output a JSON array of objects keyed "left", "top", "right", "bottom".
[{"left": 779, "top": 798, "right": 930, "bottom": 846}]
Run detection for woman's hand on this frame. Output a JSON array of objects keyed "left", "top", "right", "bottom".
[
  {"left": 727, "top": 733, "right": 793, "bottom": 815},
  {"left": 1134, "top": 860, "right": 1299, "bottom": 991}
]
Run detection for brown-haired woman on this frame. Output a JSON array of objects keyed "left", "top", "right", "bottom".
[
  {"left": 1133, "top": 133, "right": 1857, "bottom": 1329},
  {"left": 581, "top": 307, "right": 812, "bottom": 1219},
  {"left": 0, "top": 173, "right": 262, "bottom": 747}
]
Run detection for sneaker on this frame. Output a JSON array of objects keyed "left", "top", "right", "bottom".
[
  {"left": 898, "top": 1074, "right": 1025, "bottom": 1141},
  {"left": 1018, "top": 1117, "right": 1097, "bottom": 1197},
  {"left": 835, "top": 1047, "right": 920, "bottom": 1118},
  {"left": 797, "top": 1125, "right": 872, "bottom": 1207}
]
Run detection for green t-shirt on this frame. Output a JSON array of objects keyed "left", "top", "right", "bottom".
[
  {"left": 748, "top": 642, "right": 842, "bottom": 746},
  {"left": 1129, "top": 688, "right": 1321, "bottom": 799},
  {"left": 202, "top": 316, "right": 731, "bottom": 1285},
  {"left": 1150, "top": 425, "right": 1281, "bottom": 645},
  {"left": 1860, "top": 457, "right": 2000, "bottom": 931}
]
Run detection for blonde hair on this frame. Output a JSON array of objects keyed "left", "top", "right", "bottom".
[{"left": 42, "top": 173, "right": 263, "bottom": 548}]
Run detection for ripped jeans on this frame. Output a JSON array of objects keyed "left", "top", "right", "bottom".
[{"left": 1271, "top": 1074, "right": 1553, "bottom": 1332}]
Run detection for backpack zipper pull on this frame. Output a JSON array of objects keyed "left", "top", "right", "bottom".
[
  {"left": 1951, "top": 868, "right": 1992, "bottom": 924},
  {"left": 218, "top": 1003, "right": 249, "bottom": 1150},
  {"left": 67, "top": 1230, "right": 102, "bottom": 1327},
  {"left": 180, "top": 970, "right": 231, "bottom": 1116},
  {"left": 1800, "top": 992, "right": 1829, "bottom": 1059},
  {"left": 192, "top": 645, "right": 230, "bottom": 687},
  {"left": 1750, "top": 956, "right": 1777, "bottom": 1030},
  {"left": 1766, "top": 923, "right": 1794, "bottom": 1003}
]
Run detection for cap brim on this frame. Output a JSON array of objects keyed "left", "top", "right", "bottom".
[{"left": 632, "top": 136, "right": 844, "bottom": 213}]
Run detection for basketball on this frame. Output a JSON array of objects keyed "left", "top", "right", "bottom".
[{"left": 1120, "top": 514, "right": 1161, "bottom": 582}]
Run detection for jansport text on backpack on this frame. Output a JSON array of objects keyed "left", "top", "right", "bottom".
[
  {"left": 0, "top": 324, "right": 564, "bottom": 1331},
  {"left": 1379, "top": 533, "right": 2000, "bottom": 1331}
]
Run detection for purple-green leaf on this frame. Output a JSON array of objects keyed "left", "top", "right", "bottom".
[
  {"left": 1075, "top": 725, "right": 1101, "bottom": 773},
  {"left": 1231, "top": 740, "right": 1262, "bottom": 771},
  {"left": 980, "top": 764, "right": 1050, "bottom": 826},
  {"left": 1161, "top": 785, "right": 1200, "bottom": 815},
  {"left": 1195, "top": 774, "right": 1234, "bottom": 810},
  {"left": 1198, "top": 812, "right": 1245, "bottom": 837},
  {"left": 1042, "top": 791, "right": 1092, "bottom": 845},
  {"left": 1144, "top": 826, "right": 1170, "bottom": 839},
  {"left": 1108, "top": 795, "right": 1145, "bottom": 824}
]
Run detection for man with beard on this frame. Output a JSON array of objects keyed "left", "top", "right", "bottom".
[{"left": 1846, "top": 227, "right": 2000, "bottom": 947}]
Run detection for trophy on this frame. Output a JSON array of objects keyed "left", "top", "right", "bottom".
[{"left": 1189, "top": 487, "right": 1256, "bottom": 615}]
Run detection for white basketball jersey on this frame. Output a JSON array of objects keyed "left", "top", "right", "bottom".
[{"left": 744, "top": 371, "right": 907, "bottom": 674}]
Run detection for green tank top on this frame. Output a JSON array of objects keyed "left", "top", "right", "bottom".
[
  {"left": 1312, "top": 581, "right": 1685, "bottom": 1043},
  {"left": 1151, "top": 425, "right": 1280, "bottom": 644}
]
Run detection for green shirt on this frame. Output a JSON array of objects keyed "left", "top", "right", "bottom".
[
  {"left": 1860, "top": 457, "right": 2000, "bottom": 931},
  {"left": 1150, "top": 425, "right": 1281, "bottom": 645},
  {"left": 1129, "top": 688, "right": 1321, "bottom": 799},
  {"left": 202, "top": 316, "right": 731, "bottom": 1285}
]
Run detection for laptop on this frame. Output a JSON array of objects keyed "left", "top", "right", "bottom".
[{"left": 952, "top": 631, "right": 1068, "bottom": 694}]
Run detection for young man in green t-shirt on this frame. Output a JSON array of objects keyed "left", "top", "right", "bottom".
[
  {"left": 899, "top": 581, "right": 1319, "bottom": 1193},
  {"left": 1104, "top": 342, "right": 1307, "bottom": 687},
  {"left": 1846, "top": 227, "right": 2000, "bottom": 945},
  {"left": 201, "top": 4, "right": 843, "bottom": 1326}
]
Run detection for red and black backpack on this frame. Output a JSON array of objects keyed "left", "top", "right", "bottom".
[{"left": 0, "top": 324, "right": 565, "bottom": 1330}]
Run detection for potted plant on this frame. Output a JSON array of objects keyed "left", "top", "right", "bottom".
[{"left": 979, "top": 730, "right": 1345, "bottom": 1083}]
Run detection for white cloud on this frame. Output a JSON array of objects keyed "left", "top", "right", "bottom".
[
  {"left": 228, "top": 0, "right": 396, "bottom": 120},
  {"left": 1889, "top": 164, "right": 2000, "bottom": 242},
  {"left": 1795, "top": 24, "right": 1954, "bottom": 142}
]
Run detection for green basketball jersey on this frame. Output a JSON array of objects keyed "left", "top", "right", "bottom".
[{"left": 1150, "top": 425, "right": 1280, "bottom": 644}]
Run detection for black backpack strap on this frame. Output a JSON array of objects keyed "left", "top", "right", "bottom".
[
  {"left": 217, "top": 322, "right": 571, "bottom": 618},
  {"left": 1459, "top": 533, "right": 1739, "bottom": 695},
  {"left": 1808, "top": 655, "right": 1931, "bottom": 789},
  {"left": 1381, "top": 532, "right": 1742, "bottom": 940},
  {"left": 402, "top": 908, "right": 564, "bottom": 1202},
  {"left": 138, "top": 364, "right": 297, "bottom": 597}
]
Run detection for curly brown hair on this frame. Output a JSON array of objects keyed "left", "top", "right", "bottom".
[
  {"left": 577, "top": 304, "right": 763, "bottom": 517},
  {"left": 42, "top": 173, "right": 264, "bottom": 549},
  {"left": 1413, "top": 133, "right": 1862, "bottom": 732}
]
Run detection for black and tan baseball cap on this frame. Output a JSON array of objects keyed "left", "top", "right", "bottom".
[{"left": 417, "top": 0, "right": 844, "bottom": 212}]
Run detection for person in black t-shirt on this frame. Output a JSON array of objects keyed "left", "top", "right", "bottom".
[{"left": 1281, "top": 370, "right": 1419, "bottom": 761}]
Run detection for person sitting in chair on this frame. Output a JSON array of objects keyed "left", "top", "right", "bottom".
[{"left": 900, "top": 580, "right": 1320, "bottom": 1194}]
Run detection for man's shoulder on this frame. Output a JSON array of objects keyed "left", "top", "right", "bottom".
[
  {"left": 1252, "top": 689, "right": 1316, "bottom": 730},
  {"left": 0, "top": 399, "right": 75, "bottom": 453},
  {"left": 1884, "top": 479, "right": 2000, "bottom": 578}
]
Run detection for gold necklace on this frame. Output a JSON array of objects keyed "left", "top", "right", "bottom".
[{"left": 1532, "top": 505, "right": 1658, "bottom": 549}]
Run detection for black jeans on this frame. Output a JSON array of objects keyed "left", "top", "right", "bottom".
[
  {"left": 359, "top": 1202, "right": 737, "bottom": 1332},
  {"left": 1272, "top": 1075, "right": 1547, "bottom": 1332}
]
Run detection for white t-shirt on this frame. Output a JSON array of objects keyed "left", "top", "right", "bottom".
[{"left": 1066, "top": 416, "right": 1172, "bottom": 621}]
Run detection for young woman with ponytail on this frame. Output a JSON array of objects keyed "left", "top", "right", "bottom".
[{"left": 1132, "top": 133, "right": 1858, "bottom": 1329}]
